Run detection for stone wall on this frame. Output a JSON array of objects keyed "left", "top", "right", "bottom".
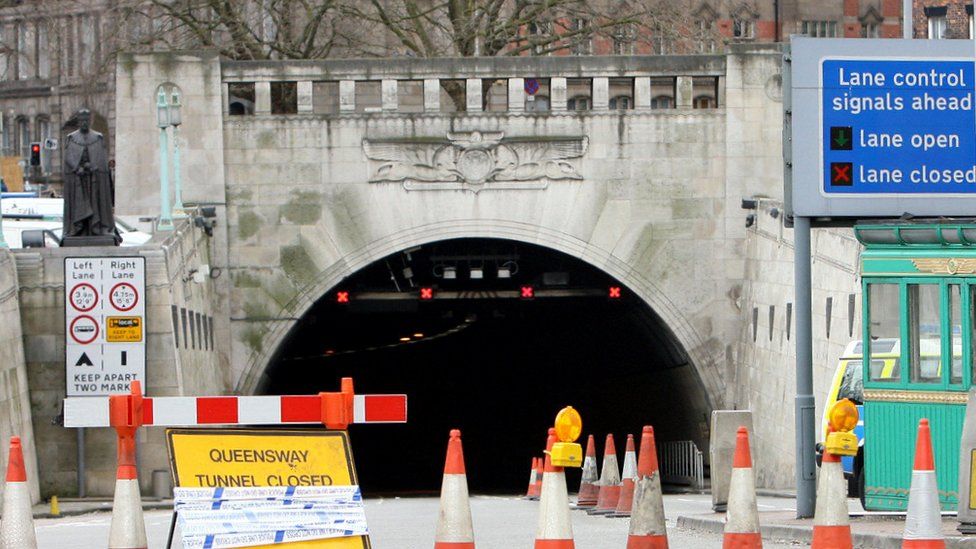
[
  {"left": 732, "top": 199, "right": 862, "bottom": 489},
  {"left": 14, "top": 221, "right": 226, "bottom": 497},
  {"left": 0, "top": 248, "right": 39, "bottom": 503}
]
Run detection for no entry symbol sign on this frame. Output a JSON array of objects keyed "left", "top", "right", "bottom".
[{"left": 69, "top": 315, "right": 99, "bottom": 345}]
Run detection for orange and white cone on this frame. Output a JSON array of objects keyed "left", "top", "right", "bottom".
[
  {"left": 535, "top": 427, "right": 575, "bottom": 549},
  {"left": 0, "top": 436, "right": 37, "bottom": 549},
  {"left": 811, "top": 432, "right": 852, "bottom": 549},
  {"left": 435, "top": 429, "right": 475, "bottom": 549},
  {"left": 108, "top": 427, "right": 147, "bottom": 548},
  {"left": 613, "top": 434, "right": 638, "bottom": 518},
  {"left": 528, "top": 456, "right": 544, "bottom": 500},
  {"left": 902, "top": 419, "right": 945, "bottom": 549},
  {"left": 588, "top": 434, "right": 621, "bottom": 515},
  {"left": 723, "top": 426, "right": 762, "bottom": 549},
  {"left": 626, "top": 426, "right": 668, "bottom": 549},
  {"left": 525, "top": 457, "right": 541, "bottom": 500},
  {"left": 576, "top": 435, "right": 599, "bottom": 508}
]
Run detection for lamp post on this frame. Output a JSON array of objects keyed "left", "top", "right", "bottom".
[
  {"left": 156, "top": 89, "right": 174, "bottom": 231},
  {"left": 169, "top": 89, "right": 185, "bottom": 217},
  {"left": 0, "top": 191, "right": 6, "bottom": 248}
]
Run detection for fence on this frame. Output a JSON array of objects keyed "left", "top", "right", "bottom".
[{"left": 659, "top": 440, "right": 705, "bottom": 491}]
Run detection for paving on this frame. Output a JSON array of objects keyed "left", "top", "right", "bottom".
[{"left": 29, "top": 492, "right": 976, "bottom": 547}]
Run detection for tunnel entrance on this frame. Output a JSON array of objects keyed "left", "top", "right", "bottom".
[{"left": 262, "top": 238, "right": 711, "bottom": 494}]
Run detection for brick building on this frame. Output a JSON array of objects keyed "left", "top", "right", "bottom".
[{"left": 912, "top": 0, "right": 974, "bottom": 38}]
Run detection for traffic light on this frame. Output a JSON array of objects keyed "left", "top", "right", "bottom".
[
  {"left": 335, "top": 291, "right": 350, "bottom": 304},
  {"left": 419, "top": 287, "right": 434, "bottom": 300},
  {"left": 608, "top": 286, "right": 622, "bottom": 299},
  {"left": 520, "top": 286, "right": 534, "bottom": 299},
  {"left": 29, "top": 142, "right": 40, "bottom": 166}
]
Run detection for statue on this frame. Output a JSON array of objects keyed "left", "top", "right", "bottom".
[{"left": 62, "top": 109, "right": 118, "bottom": 244}]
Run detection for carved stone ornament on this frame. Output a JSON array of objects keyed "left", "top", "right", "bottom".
[{"left": 362, "top": 131, "right": 588, "bottom": 192}]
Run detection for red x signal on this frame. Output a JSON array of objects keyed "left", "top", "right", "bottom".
[
  {"left": 520, "top": 286, "right": 535, "bottom": 299},
  {"left": 419, "top": 287, "right": 434, "bottom": 300},
  {"left": 830, "top": 162, "right": 853, "bottom": 186},
  {"left": 336, "top": 291, "right": 350, "bottom": 304},
  {"left": 609, "top": 286, "right": 622, "bottom": 299}
]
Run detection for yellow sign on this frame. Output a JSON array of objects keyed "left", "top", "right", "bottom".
[
  {"left": 166, "top": 429, "right": 369, "bottom": 549},
  {"left": 106, "top": 317, "right": 142, "bottom": 342}
]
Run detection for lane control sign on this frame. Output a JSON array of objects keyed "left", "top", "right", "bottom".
[
  {"left": 64, "top": 257, "right": 146, "bottom": 396},
  {"left": 167, "top": 429, "right": 370, "bottom": 549}
]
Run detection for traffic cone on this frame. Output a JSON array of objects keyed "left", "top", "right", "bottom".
[
  {"left": 811, "top": 430, "right": 852, "bottom": 549},
  {"left": 723, "top": 426, "right": 762, "bottom": 549},
  {"left": 535, "top": 427, "right": 575, "bottom": 548},
  {"left": 612, "top": 434, "right": 638, "bottom": 517},
  {"left": 0, "top": 436, "right": 37, "bottom": 549},
  {"left": 627, "top": 426, "right": 668, "bottom": 549},
  {"left": 434, "top": 429, "right": 475, "bottom": 549},
  {"left": 902, "top": 419, "right": 945, "bottom": 549},
  {"left": 576, "top": 435, "right": 599, "bottom": 508},
  {"left": 525, "top": 457, "right": 540, "bottom": 500},
  {"left": 588, "top": 434, "right": 621, "bottom": 515},
  {"left": 108, "top": 382, "right": 147, "bottom": 549}
]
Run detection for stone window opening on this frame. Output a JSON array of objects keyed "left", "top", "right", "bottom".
[
  {"left": 16, "top": 116, "right": 29, "bottom": 158},
  {"left": 524, "top": 78, "right": 550, "bottom": 112},
  {"left": 439, "top": 79, "right": 466, "bottom": 112},
  {"left": 693, "top": 3, "right": 719, "bottom": 53},
  {"left": 612, "top": 23, "right": 637, "bottom": 55},
  {"left": 569, "top": 18, "right": 592, "bottom": 56},
  {"left": 566, "top": 78, "right": 592, "bottom": 111},
  {"left": 731, "top": 6, "right": 757, "bottom": 40},
  {"left": 228, "top": 82, "right": 255, "bottom": 115},
  {"left": 355, "top": 81, "right": 382, "bottom": 113},
  {"left": 692, "top": 76, "right": 719, "bottom": 108},
  {"left": 482, "top": 78, "right": 508, "bottom": 112},
  {"left": 270, "top": 81, "right": 298, "bottom": 114},
  {"left": 397, "top": 80, "right": 424, "bottom": 113},
  {"left": 924, "top": 6, "right": 947, "bottom": 39},
  {"left": 528, "top": 20, "right": 552, "bottom": 55},
  {"left": 800, "top": 20, "right": 838, "bottom": 38},
  {"left": 859, "top": 6, "right": 883, "bottom": 38},
  {"left": 312, "top": 81, "right": 339, "bottom": 114},
  {"left": 651, "top": 77, "right": 675, "bottom": 109},
  {"left": 609, "top": 78, "right": 634, "bottom": 110}
]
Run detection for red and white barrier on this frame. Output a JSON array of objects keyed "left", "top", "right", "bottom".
[{"left": 63, "top": 393, "right": 407, "bottom": 428}]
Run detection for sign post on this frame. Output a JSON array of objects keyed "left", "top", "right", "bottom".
[{"left": 64, "top": 257, "right": 147, "bottom": 396}]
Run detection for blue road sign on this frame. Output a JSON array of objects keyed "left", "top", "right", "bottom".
[{"left": 822, "top": 59, "right": 976, "bottom": 195}]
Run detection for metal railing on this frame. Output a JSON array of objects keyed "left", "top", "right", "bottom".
[{"left": 659, "top": 440, "right": 705, "bottom": 490}]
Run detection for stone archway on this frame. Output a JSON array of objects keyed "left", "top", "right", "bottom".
[{"left": 235, "top": 219, "right": 724, "bottom": 411}]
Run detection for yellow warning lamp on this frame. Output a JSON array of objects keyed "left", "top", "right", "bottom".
[
  {"left": 824, "top": 398, "right": 859, "bottom": 457},
  {"left": 550, "top": 406, "right": 583, "bottom": 468}
]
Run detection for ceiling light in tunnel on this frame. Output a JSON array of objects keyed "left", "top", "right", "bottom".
[
  {"left": 497, "top": 266, "right": 511, "bottom": 278},
  {"left": 443, "top": 266, "right": 457, "bottom": 279},
  {"left": 470, "top": 267, "right": 484, "bottom": 279},
  {"left": 413, "top": 333, "right": 424, "bottom": 338},
  {"left": 399, "top": 337, "right": 410, "bottom": 342}
]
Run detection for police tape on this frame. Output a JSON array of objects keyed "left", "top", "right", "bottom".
[
  {"left": 174, "top": 485, "right": 362, "bottom": 501},
  {"left": 181, "top": 527, "right": 369, "bottom": 549},
  {"left": 175, "top": 485, "right": 367, "bottom": 548},
  {"left": 177, "top": 509, "right": 368, "bottom": 536}
]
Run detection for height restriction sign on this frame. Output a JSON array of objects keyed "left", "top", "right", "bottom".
[{"left": 64, "top": 257, "right": 146, "bottom": 396}]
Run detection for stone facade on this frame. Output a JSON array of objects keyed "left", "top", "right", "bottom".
[
  {"left": 733, "top": 201, "right": 862, "bottom": 488},
  {"left": 12, "top": 221, "right": 225, "bottom": 497},
  {"left": 0, "top": 248, "right": 39, "bottom": 502}
]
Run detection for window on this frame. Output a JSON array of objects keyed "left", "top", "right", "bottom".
[
  {"left": 567, "top": 95, "right": 590, "bottom": 111},
  {"left": 355, "top": 81, "right": 382, "bottom": 113},
  {"left": 867, "top": 283, "right": 900, "bottom": 382},
  {"left": 694, "top": 95, "right": 715, "bottom": 109},
  {"left": 36, "top": 22, "right": 49, "bottom": 79},
  {"left": 312, "top": 81, "right": 339, "bottom": 114},
  {"left": 862, "top": 22, "right": 880, "bottom": 38},
  {"left": 970, "top": 14, "right": 974, "bottom": 39},
  {"left": 908, "top": 284, "right": 941, "bottom": 383},
  {"left": 651, "top": 95, "right": 673, "bottom": 109},
  {"left": 928, "top": 16, "right": 947, "bottom": 39},
  {"left": 950, "top": 285, "right": 962, "bottom": 384},
  {"left": 17, "top": 22, "right": 33, "bottom": 80},
  {"left": 397, "top": 80, "right": 424, "bottom": 113},
  {"left": 482, "top": 78, "right": 508, "bottom": 112},
  {"left": 1, "top": 115, "right": 10, "bottom": 156},
  {"left": 696, "top": 20, "right": 716, "bottom": 53},
  {"left": 612, "top": 23, "right": 636, "bottom": 55},
  {"left": 16, "top": 118, "right": 30, "bottom": 159},
  {"left": 570, "top": 19, "right": 592, "bottom": 55},
  {"left": 609, "top": 95, "right": 632, "bottom": 110},
  {"left": 36, "top": 118, "right": 50, "bottom": 174},
  {"left": 801, "top": 20, "right": 838, "bottom": 38},
  {"left": 733, "top": 17, "right": 755, "bottom": 39},
  {"left": 526, "top": 95, "right": 550, "bottom": 112},
  {"left": 528, "top": 20, "right": 551, "bottom": 55},
  {"left": 79, "top": 15, "right": 96, "bottom": 74}
]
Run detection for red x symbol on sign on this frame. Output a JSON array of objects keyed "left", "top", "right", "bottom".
[
  {"left": 609, "top": 286, "right": 621, "bottom": 299},
  {"left": 520, "top": 286, "right": 535, "bottom": 299},
  {"left": 831, "top": 163, "right": 852, "bottom": 184},
  {"left": 336, "top": 291, "right": 349, "bottom": 303},
  {"left": 419, "top": 287, "right": 434, "bottom": 300}
]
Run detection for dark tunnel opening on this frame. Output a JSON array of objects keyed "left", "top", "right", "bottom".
[{"left": 261, "top": 238, "right": 711, "bottom": 495}]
